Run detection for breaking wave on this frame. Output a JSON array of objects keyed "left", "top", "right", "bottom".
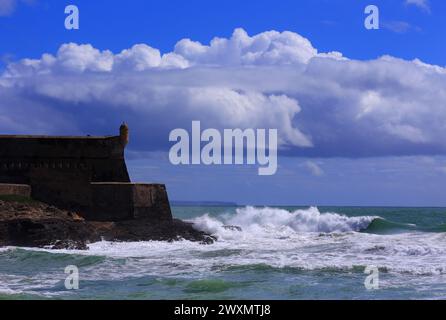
[
  {"left": 190, "top": 206, "right": 378, "bottom": 238},
  {"left": 363, "top": 218, "right": 418, "bottom": 234},
  {"left": 3, "top": 206, "right": 446, "bottom": 299}
]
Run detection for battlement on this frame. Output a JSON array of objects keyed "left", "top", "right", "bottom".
[
  {"left": 0, "top": 134, "right": 129, "bottom": 183},
  {"left": 0, "top": 125, "right": 172, "bottom": 222}
]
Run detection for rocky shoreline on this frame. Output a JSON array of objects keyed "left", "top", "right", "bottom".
[{"left": 0, "top": 198, "right": 215, "bottom": 250}]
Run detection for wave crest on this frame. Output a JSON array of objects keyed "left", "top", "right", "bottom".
[{"left": 190, "top": 206, "right": 377, "bottom": 238}]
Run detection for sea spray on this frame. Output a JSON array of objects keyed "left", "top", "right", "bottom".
[
  {"left": 3, "top": 207, "right": 446, "bottom": 299},
  {"left": 190, "top": 206, "right": 378, "bottom": 239}
]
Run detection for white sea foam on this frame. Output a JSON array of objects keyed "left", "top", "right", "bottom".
[
  {"left": 3, "top": 206, "right": 446, "bottom": 297},
  {"left": 32, "top": 207, "right": 444, "bottom": 278},
  {"left": 0, "top": 272, "right": 62, "bottom": 297},
  {"left": 79, "top": 231, "right": 446, "bottom": 278},
  {"left": 190, "top": 206, "right": 377, "bottom": 239}
]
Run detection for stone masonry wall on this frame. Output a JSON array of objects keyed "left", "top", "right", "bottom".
[
  {"left": 88, "top": 183, "right": 173, "bottom": 221},
  {"left": 0, "top": 133, "right": 173, "bottom": 222}
]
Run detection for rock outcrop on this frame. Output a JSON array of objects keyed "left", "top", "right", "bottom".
[
  {"left": 0, "top": 198, "right": 214, "bottom": 250},
  {"left": 0, "top": 126, "right": 211, "bottom": 248}
]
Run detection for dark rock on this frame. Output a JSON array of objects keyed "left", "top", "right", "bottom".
[
  {"left": 222, "top": 225, "right": 242, "bottom": 232},
  {"left": 50, "top": 240, "right": 89, "bottom": 250},
  {"left": 0, "top": 200, "right": 214, "bottom": 250}
]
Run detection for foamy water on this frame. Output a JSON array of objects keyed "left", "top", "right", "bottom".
[
  {"left": 191, "top": 206, "right": 378, "bottom": 237},
  {"left": 1, "top": 206, "right": 446, "bottom": 299},
  {"left": 82, "top": 207, "right": 446, "bottom": 276}
]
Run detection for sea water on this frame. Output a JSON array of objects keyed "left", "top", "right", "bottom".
[{"left": 1, "top": 206, "right": 446, "bottom": 300}]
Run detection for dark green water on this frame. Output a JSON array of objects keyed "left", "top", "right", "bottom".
[{"left": 1, "top": 206, "right": 446, "bottom": 300}]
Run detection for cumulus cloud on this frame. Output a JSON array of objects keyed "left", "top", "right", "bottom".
[
  {"left": 1, "top": 28, "right": 446, "bottom": 158},
  {"left": 174, "top": 28, "right": 319, "bottom": 66}
]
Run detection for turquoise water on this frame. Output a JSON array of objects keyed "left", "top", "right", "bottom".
[{"left": 1, "top": 206, "right": 446, "bottom": 300}]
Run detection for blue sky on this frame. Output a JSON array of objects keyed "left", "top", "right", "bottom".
[
  {"left": 1, "top": 0, "right": 446, "bottom": 206},
  {"left": 1, "top": 0, "right": 445, "bottom": 66}
]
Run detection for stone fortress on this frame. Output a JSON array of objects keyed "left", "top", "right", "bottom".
[{"left": 0, "top": 124, "right": 172, "bottom": 222}]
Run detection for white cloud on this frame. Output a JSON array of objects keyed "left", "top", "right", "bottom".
[
  {"left": 382, "top": 21, "right": 420, "bottom": 33},
  {"left": 1, "top": 28, "right": 446, "bottom": 157},
  {"left": 174, "top": 28, "right": 319, "bottom": 66},
  {"left": 405, "top": 0, "right": 431, "bottom": 12},
  {"left": 305, "top": 161, "right": 324, "bottom": 176}
]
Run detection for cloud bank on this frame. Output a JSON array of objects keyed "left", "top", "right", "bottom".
[{"left": 1, "top": 28, "right": 446, "bottom": 158}]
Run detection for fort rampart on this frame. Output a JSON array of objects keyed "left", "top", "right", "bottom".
[{"left": 0, "top": 124, "right": 172, "bottom": 222}]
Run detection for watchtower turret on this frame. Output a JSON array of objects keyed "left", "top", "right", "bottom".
[{"left": 119, "top": 122, "right": 129, "bottom": 147}]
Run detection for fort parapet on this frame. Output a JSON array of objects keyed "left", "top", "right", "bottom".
[{"left": 0, "top": 124, "right": 172, "bottom": 222}]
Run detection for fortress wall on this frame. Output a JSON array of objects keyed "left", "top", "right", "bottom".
[
  {"left": 0, "top": 129, "right": 173, "bottom": 222},
  {"left": 88, "top": 183, "right": 134, "bottom": 221},
  {"left": 89, "top": 158, "right": 130, "bottom": 182},
  {"left": 133, "top": 184, "right": 173, "bottom": 221},
  {"left": 29, "top": 167, "right": 92, "bottom": 209},
  {"left": 0, "top": 135, "right": 125, "bottom": 158},
  {"left": 0, "top": 135, "right": 130, "bottom": 185},
  {"left": 89, "top": 183, "right": 173, "bottom": 221},
  {"left": 0, "top": 166, "right": 29, "bottom": 184},
  {"left": 0, "top": 184, "right": 31, "bottom": 198}
]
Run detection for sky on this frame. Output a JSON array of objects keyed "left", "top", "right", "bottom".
[{"left": 1, "top": 0, "right": 446, "bottom": 206}]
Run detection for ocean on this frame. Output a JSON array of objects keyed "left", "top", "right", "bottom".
[{"left": 1, "top": 206, "right": 446, "bottom": 300}]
